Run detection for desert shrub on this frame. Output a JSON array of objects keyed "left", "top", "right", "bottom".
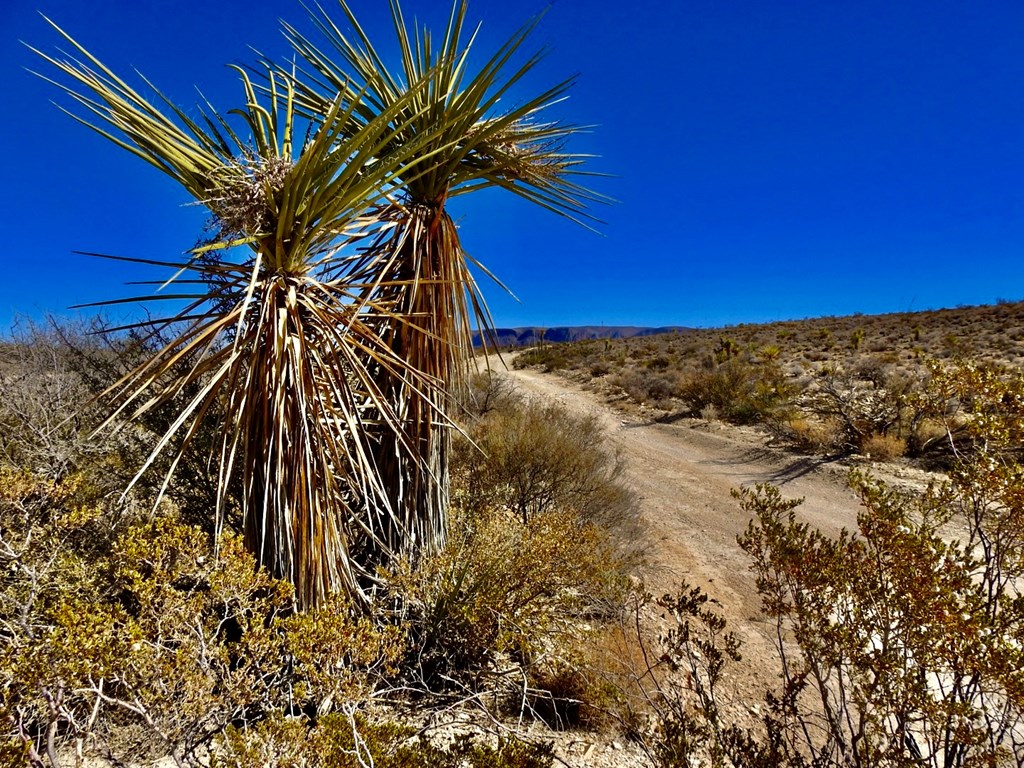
[
  {"left": 647, "top": 354, "right": 673, "bottom": 371},
  {"left": 915, "top": 358, "right": 1024, "bottom": 457},
  {"left": 677, "top": 357, "right": 793, "bottom": 425},
  {"left": 56, "top": 318, "right": 242, "bottom": 534},
  {"left": 628, "top": 585, "right": 743, "bottom": 768},
  {"left": 0, "top": 320, "right": 146, "bottom": 490},
  {"left": 0, "top": 468, "right": 402, "bottom": 765},
  {"left": 800, "top": 364, "right": 899, "bottom": 450},
  {"left": 389, "top": 505, "right": 628, "bottom": 690},
  {"left": 906, "top": 417, "right": 948, "bottom": 456},
  {"left": 798, "top": 364, "right": 927, "bottom": 455},
  {"left": 699, "top": 403, "right": 720, "bottom": 421},
  {"left": 942, "top": 332, "right": 966, "bottom": 356},
  {"left": 732, "top": 475, "right": 1024, "bottom": 767},
  {"left": 783, "top": 359, "right": 1024, "bottom": 462},
  {"left": 0, "top": 324, "right": 92, "bottom": 478},
  {"left": 0, "top": 317, "right": 240, "bottom": 534},
  {"left": 513, "top": 346, "right": 570, "bottom": 373},
  {"left": 527, "top": 661, "right": 601, "bottom": 731},
  {"left": 525, "top": 654, "right": 625, "bottom": 732},
  {"left": 608, "top": 367, "right": 679, "bottom": 407},
  {"left": 635, "top": 474, "right": 1024, "bottom": 766},
  {"left": 390, "top": 386, "right": 639, "bottom": 713},
  {"left": 216, "top": 714, "right": 554, "bottom": 768},
  {"left": 462, "top": 369, "right": 520, "bottom": 419},
  {"left": 633, "top": 365, "right": 1024, "bottom": 766},
  {"left": 454, "top": 396, "right": 637, "bottom": 530}
]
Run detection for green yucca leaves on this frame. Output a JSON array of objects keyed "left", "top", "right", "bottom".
[
  {"left": 279, "top": 0, "right": 604, "bottom": 218},
  {"left": 34, "top": 0, "right": 600, "bottom": 609}
]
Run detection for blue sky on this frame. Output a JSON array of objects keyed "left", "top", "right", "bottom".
[{"left": 3, "top": 0, "right": 1023, "bottom": 330}]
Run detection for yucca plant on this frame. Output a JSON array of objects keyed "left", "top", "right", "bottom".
[
  {"left": 32, "top": 1, "right": 601, "bottom": 610},
  {"left": 276, "top": 0, "right": 604, "bottom": 559},
  {"left": 31, "top": 21, "right": 453, "bottom": 608}
]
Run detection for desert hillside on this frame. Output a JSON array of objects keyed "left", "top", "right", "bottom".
[
  {"left": 513, "top": 300, "right": 1024, "bottom": 376},
  {"left": 512, "top": 300, "right": 1024, "bottom": 464}
]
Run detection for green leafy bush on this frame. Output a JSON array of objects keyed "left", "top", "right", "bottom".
[{"left": 677, "top": 357, "right": 793, "bottom": 425}]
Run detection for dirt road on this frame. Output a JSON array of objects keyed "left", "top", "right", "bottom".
[{"left": 495, "top": 358, "right": 871, "bottom": 703}]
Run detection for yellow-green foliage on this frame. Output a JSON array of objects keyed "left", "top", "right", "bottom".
[
  {"left": 392, "top": 505, "right": 628, "bottom": 687},
  {"left": 281, "top": 599, "right": 403, "bottom": 704},
  {"left": 639, "top": 362, "right": 1024, "bottom": 767},
  {"left": 0, "top": 470, "right": 402, "bottom": 764},
  {"left": 216, "top": 714, "right": 553, "bottom": 768},
  {"left": 677, "top": 356, "right": 793, "bottom": 424},
  {"left": 1, "top": 371, "right": 641, "bottom": 761},
  {"left": 0, "top": 354, "right": 645, "bottom": 762}
]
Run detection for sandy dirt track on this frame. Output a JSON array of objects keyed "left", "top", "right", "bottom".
[{"left": 493, "top": 356, "right": 872, "bottom": 711}]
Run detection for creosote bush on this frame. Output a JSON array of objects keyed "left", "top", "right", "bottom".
[
  {"left": 0, "top": 469, "right": 402, "bottom": 766},
  {"left": 676, "top": 356, "right": 793, "bottom": 425},
  {"left": 373, "top": 378, "right": 638, "bottom": 727}
]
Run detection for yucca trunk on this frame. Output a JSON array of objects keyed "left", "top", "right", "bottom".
[
  {"left": 371, "top": 202, "right": 473, "bottom": 560},
  {"left": 232, "top": 276, "right": 363, "bottom": 609}
]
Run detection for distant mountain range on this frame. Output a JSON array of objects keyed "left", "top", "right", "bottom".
[{"left": 472, "top": 325, "right": 693, "bottom": 348}]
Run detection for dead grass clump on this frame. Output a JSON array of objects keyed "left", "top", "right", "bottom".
[
  {"left": 527, "top": 658, "right": 612, "bottom": 731},
  {"left": 908, "top": 419, "right": 948, "bottom": 456},
  {"left": 780, "top": 416, "right": 843, "bottom": 453},
  {"left": 526, "top": 614, "right": 654, "bottom": 733},
  {"left": 860, "top": 432, "right": 907, "bottom": 461}
]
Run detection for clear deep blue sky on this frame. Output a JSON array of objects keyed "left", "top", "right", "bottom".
[{"left": 3, "top": 0, "right": 1024, "bottom": 330}]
